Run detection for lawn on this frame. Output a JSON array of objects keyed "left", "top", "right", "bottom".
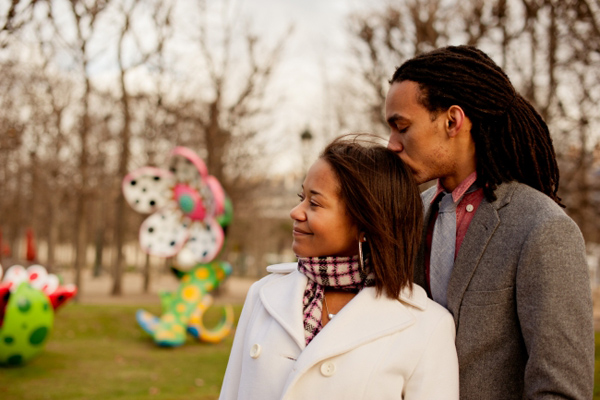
[
  {"left": 0, "top": 302, "right": 242, "bottom": 400},
  {"left": 1, "top": 303, "right": 599, "bottom": 399}
]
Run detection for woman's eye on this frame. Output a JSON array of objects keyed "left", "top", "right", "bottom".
[{"left": 297, "top": 192, "right": 318, "bottom": 207}]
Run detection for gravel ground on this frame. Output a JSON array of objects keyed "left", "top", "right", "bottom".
[
  {"left": 58, "top": 269, "right": 257, "bottom": 305},
  {"left": 6, "top": 261, "right": 600, "bottom": 330}
]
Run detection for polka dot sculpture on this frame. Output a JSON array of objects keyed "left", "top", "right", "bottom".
[
  {"left": 0, "top": 281, "right": 53, "bottom": 366},
  {"left": 0, "top": 264, "right": 76, "bottom": 366},
  {"left": 123, "top": 147, "right": 235, "bottom": 347},
  {"left": 136, "top": 260, "right": 234, "bottom": 346},
  {"left": 122, "top": 147, "right": 226, "bottom": 265}
]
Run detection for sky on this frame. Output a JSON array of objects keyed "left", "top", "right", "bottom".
[
  {"left": 3, "top": 0, "right": 371, "bottom": 174},
  {"left": 236, "top": 0, "right": 365, "bottom": 171}
]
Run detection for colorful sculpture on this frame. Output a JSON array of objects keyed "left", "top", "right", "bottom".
[
  {"left": 123, "top": 147, "right": 235, "bottom": 347},
  {"left": 0, "top": 264, "right": 77, "bottom": 365}
]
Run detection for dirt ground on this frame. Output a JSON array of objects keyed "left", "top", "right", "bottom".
[
  {"left": 593, "top": 289, "right": 600, "bottom": 331},
  {"left": 20, "top": 268, "right": 600, "bottom": 331}
]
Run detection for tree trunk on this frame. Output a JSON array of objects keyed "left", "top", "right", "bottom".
[
  {"left": 111, "top": 57, "right": 131, "bottom": 296},
  {"left": 74, "top": 74, "right": 91, "bottom": 299},
  {"left": 143, "top": 252, "right": 150, "bottom": 294}
]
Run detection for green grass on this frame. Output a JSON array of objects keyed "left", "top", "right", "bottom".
[
  {"left": 1, "top": 304, "right": 599, "bottom": 399},
  {"left": 0, "top": 303, "right": 242, "bottom": 400}
]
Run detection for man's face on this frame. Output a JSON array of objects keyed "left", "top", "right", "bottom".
[{"left": 385, "top": 80, "right": 453, "bottom": 185}]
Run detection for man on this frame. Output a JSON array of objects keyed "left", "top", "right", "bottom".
[{"left": 385, "top": 45, "right": 594, "bottom": 399}]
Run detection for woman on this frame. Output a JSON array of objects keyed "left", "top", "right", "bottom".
[{"left": 219, "top": 135, "right": 458, "bottom": 399}]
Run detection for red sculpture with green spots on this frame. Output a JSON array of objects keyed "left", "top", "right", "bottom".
[{"left": 0, "top": 264, "right": 77, "bottom": 365}]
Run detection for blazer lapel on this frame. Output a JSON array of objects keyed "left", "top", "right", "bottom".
[
  {"left": 259, "top": 269, "right": 308, "bottom": 350},
  {"left": 447, "top": 182, "right": 515, "bottom": 324}
]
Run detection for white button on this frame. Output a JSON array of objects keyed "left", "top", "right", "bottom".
[
  {"left": 320, "top": 361, "right": 336, "bottom": 377},
  {"left": 250, "top": 344, "right": 261, "bottom": 359},
  {"left": 466, "top": 204, "right": 474, "bottom": 212}
]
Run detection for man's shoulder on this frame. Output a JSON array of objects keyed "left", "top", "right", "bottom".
[
  {"left": 499, "top": 181, "right": 566, "bottom": 218},
  {"left": 487, "top": 182, "right": 584, "bottom": 244}
]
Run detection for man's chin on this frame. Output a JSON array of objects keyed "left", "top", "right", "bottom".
[
  {"left": 411, "top": 170, "right": 426, "bottom": 184},
  {"left": 413, "top": 172, "right": 437, "bottom": 187}
]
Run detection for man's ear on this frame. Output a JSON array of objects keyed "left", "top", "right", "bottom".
[{"left": 445, "top": 105, "right": 466, "bottom": 138}]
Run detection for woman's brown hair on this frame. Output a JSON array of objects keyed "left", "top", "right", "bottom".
[{"left": 320, "top": 134, "right": 423, "bottom": 299}]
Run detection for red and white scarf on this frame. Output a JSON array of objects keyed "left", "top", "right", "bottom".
[{"left": 297, "top": 256, "right": 375, "bottom": 345}]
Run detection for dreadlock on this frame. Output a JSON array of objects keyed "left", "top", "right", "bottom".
[{"left": 390, "top": 45, "right": 562, "bottom": 206}]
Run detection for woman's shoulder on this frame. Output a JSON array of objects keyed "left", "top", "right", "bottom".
[
  {"left": 266, "top": 262, "right": 297, "bottom": 274},
  {"left": 246, "top": 262, "right": 298, "bottom": 292},
  {"left": 400, "top": 284, "right": 455, "bottom": 326}
]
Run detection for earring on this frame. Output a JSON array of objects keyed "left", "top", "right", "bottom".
[{"left": 358, "top": 236, "right": 367, "bottom": 270}]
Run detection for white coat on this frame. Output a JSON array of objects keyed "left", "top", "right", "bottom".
[{"left": 219, "top": 263, "right": 459, "bottom": 400}]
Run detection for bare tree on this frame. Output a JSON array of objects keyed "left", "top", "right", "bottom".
[
  {"left": 111, "top": 0, "right": 175, "bottom": 295},
  {"left": 54, "top": 0, "right": 113, "bottom": 295},
  {"left": 0, "top": 0, "right": 294, "bottom": 289},
  {"left": 344, "top": 0, "right": 600, "bottom": 241}
]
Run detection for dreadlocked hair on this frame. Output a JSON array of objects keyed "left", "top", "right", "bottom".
[{"left": 390, "top": 45, "right": 562, "bottom": 206}]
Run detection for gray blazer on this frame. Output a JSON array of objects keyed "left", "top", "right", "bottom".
[{"left": 417, "top": 181, "right": 594, "bottom": 400}]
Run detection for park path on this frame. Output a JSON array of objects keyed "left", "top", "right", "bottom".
[
  {"left": 12, "top": 264, "right": 600, "bottom": 330},
  {"left": 59, "top": 269, "right": 257, "bottom": 306},
  {"left": 67, "top": 270, "right": 600, "bottom": 332}
]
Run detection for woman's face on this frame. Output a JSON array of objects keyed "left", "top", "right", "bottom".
[{"left": 290, "top": 158, "right": 359, "bottom": 258}]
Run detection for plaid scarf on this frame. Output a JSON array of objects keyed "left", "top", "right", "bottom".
[{"left": 297, "top": 255, "right": 375, "bottom": 345}]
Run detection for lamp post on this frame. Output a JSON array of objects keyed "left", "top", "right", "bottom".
[{"left": 300, "top": 127, "right": 313, "bottom": 172}]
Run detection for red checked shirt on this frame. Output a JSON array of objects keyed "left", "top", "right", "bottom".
[{"left": 424, "top": 172, "right": 484, "bottom": 295}]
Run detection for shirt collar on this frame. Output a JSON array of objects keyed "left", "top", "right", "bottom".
[{"left": 431, "top": 171, "right": 478, "bottom": 204}]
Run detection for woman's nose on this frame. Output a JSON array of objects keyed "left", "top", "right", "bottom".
[{"left": 290, "top": 203, "right": 305, "bottom": 221}]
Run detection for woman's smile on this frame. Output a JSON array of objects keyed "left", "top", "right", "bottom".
[{"left": 292, "top": 226, "right": 312, "bottom": 236}]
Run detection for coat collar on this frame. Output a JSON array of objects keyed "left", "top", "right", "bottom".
[{"left": 260, "top": 263, "right": 428, "bottom": 358}]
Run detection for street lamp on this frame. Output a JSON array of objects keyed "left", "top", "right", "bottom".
[{"left": 300, "top": 127, "right": 313, "bottom": 172}]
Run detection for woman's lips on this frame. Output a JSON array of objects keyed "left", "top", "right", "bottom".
[{"left": 293, "top": 227, "right": 311, "bottom": 236}]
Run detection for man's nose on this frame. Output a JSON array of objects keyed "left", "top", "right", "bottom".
[{"left": 387, "top": 135, "right": 403, "bottom": 153}]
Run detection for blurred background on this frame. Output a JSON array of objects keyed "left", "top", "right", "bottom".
[{"left": 1, "top": 0, "right": 600, "bottom": 299}]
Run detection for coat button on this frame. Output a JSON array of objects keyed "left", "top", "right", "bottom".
[
  {"left": 320, "top": 361, "right": 336, "bottom": 377},
  {"left": 250, "top": 344, "right": 261, "bottom": 359},
  {"left": 466, "top": 204, "right": 474, "bottom": 212}
]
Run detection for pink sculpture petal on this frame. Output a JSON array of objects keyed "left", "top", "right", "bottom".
[
  {"left": 168, "top": 153, "right": 205, "bottom": 186},
  {"left": 171, "top": 147, "right": 208, "bottom": 178},
  {"left": 27, "top": 265, "right": 48, "bottom": 291},
  {"left": 205, "top": 176, "right": 226, "bottom": 216},
  {"left": 139, "top": 208, "right": 190, "bottom": 257},
  {"left": 41, "top": 274, "right": 60, "bottom": 295},
  {"left": 179, "top": 219, "right": 224, "bottom": 263},
  {"left": 123, "top": 167, "right": 175, "bottom": 214},
  {"left": 2, "top": 265, "right": 27, "bottom": 291}
]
